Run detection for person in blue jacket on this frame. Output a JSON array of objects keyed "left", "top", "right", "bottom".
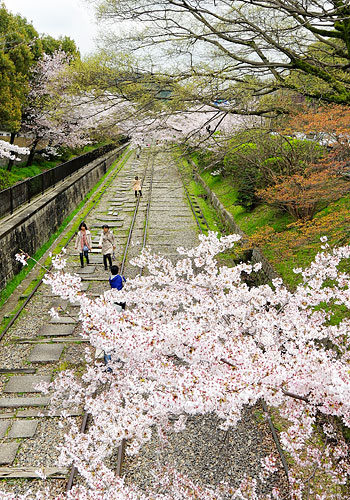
[
  {"left": 104, "top": 265, "right": 126, "bottom": 370},
  {"left": 109, "top": 265, "right": 126, "bottom": 309}
]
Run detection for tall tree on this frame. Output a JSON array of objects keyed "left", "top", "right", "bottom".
[
  {"left": 0, "top": 3, "right": 42, "bottom": 134},
  {"left": 91, "top": 0, "right": 350, "bottom": 108},
  {"left": 41, "top": 34, "right": 80, "bottom": 60},
  {"left": 20, "top": 51, "right": 89, "bottom": 167}
]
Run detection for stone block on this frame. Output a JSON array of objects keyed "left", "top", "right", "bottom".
[
  {"left": 8, "top": 420, "right": 39, "bottom": 438},
  {"left": 4, "top": 375, "right": 51, "bottom": 393},
  {"left": 91, "top": 222, "right": 123, "bottom": 228},
  {"left": 0, "top": 443, "right": 19, "bottom": 465},
  {"left": 50, "top": 299, "right": 68, "bottom": 310},
  {"left": 77, "top": 266, "right": 96, "bottom": 274},
  {"left": 86, "top": 255, "right": 101, "bottom": 264},
  {"left": 28, "top": 344, "right": 63, "bottom": 363},
  {"left": 38, "top": 325, "right": 75, "bottom": 337},
  {"left": 50, "top": 317, "right": 77, "bottom": 324},
  {"left": 0, "top": 421, "right": 10, "bottom": 438}
]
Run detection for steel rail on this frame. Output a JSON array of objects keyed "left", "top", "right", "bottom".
[
  {"left": 67, "top": 147, "right": 155, "bottom": 489},
  {"left": 177, "top": 166, "right": 210, "bottom": 234},
  {"left": 181, "top": 164, "right": 290, "bottom": 490},
  {"left": 0, "top": 145, "right": 129, "bottom": 493},
  {"left": 115, "top": 150, "right": 156, "bottom": 477},
  {"left": 64, "top": 146, "right": 134, "bottom": 492}
]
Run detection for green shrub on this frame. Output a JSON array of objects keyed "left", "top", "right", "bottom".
[
  {"left": 0, "top": 168, "right": 13, "bottom": 190},
  {"left": 221, "top": 132, "right": 326, "bottom": 209}
]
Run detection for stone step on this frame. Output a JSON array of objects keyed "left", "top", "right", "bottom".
[
  {"left": 28, "top": 344, "right": 64, "bottom": 363},
  {"left": 0, "top": 421, "right": 10, "bottom": 437},
  {"left": 4, "top": 375, "right": 51, "bottom": 393},
  {"left": 96, "top": 216, "right": 123, "bottom": 222},
  {"left": 0, "top": 444, "right": 19, "bottom": 465},
  {"left": 91, "top": 222, "right": 124, "bottom": 228},
  {"left": 50, "top": 317, "right": 77, "bottom": 324},
  {"left": 50, "top": 299, "right": 68, "bottom": 311},
  {"left": 38, "top": 324, "right": 75, "bottom": 337},
  {"left": 76, "top": 266, "right": 96, "bottom": 275},
  {"left": 8, "top": 419, "right": 39, "bottom": 438},
  {"left": 85, "top": 256, "right": 103, "bottom": 264}
]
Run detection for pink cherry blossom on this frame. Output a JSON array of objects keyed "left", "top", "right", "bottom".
[{"left": 12, "top": 233, "right": 350, "bottom": 499}]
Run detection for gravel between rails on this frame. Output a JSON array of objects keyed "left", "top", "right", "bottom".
[{"left": 119, "top": 408, "right": 288, "bottom": 498}]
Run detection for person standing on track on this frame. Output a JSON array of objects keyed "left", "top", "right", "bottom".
[
  {"left": 109, "top": 265, "right": 126, "bottom": 310},
  {"left": 133, "top": 176, "right": 142, "bottom": 198},
  {"left": 75, "top": 222, "right": 92, "bottom": 268},
  {"left": 104, "top": 264, "right": 126, "bottom": 370},
  {"left": 99, "top": 224, "right": 115, "bottom": 270}
]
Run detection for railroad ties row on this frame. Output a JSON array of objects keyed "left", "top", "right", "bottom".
[{"left": 0, "top": 149, "right": 141, "bottom": 495}]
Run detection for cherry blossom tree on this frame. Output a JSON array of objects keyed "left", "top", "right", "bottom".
[
  {"left": 12, "top": 232, "right": 350, "bottom": 498},
  {"left": 115, "top": 104, "right": 257, "bottom": 151},
  {"left": 20, "top": 51, "right": 92, "bottom": 166},
  {"left": 0, "top": 141, "right": 29, "bottom": 161}
]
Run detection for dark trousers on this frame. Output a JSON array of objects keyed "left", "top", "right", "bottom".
[
  {"left": 134, "top": 190, "right": 142, "bottom": 197},
  {"left": 103, "top": 253, "right": 112, "bottom": 270},
  {"left": 79, "top": 250, "right": 89, "bottom": 267},
  {"left": 115, "top": 302, "right": 126, "bottom": 310}
]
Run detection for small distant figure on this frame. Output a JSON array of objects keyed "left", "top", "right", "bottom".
[
  {"left": 99, "top": 224, "right": 116, "bottom": 270},
  {"left": 133, "top": 176, "right": 142, "bottom": 198},
  {"left": 109, "top": 264, "right": 126, "bottom": 310},
  {"left": 75, "top": 222, "right": 92, "bottom": 268},
  {"left": 136, "top": 145, "right": 141, "bottom": 159}
]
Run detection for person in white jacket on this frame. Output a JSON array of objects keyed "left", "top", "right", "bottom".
[
  {"left": 99, "top": 224, "right": 116, "bottom": 270},
  {"left": 75, "top": 222, "right": 92, "bottom": 268}
]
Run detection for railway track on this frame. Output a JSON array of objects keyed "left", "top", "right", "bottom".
[
  {"left": 67, "top": 147, "right": 289, "bottom": 495},
  {"left": 66, "top": 147, "right": 156, "bottom": 490},
  {"left": 0, "top": 145, "right": 134, "bottom": 494},
  {"left": 0, "top": 145, "right": 288, "bottom": 497}
]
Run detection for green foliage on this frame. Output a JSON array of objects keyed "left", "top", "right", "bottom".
[
  {"left": 196, "top": 157, "right": 350, "bottom": 293},
  {"left": 0, "top": 5, "right": 42, "bottom": 132},
  {"left": 0, "top": 5, "right": 79, "bottom": 140},
  {"left": 0, "top": 168, "right": 13, "bottom": 190},
  {"left": 41, "top": 35, "right": 80, "bottom": 60},
  {"left": 221, "top": 131, "right": 325, "bottom": 211}
]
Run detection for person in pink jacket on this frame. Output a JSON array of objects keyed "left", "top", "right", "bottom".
[{"left": 75, "top": 222, "right": 92, "bottom": 268}]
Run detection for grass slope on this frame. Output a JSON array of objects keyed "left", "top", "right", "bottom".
[{"left": 188, "top": 157, "right": 350, "bottom": 291}]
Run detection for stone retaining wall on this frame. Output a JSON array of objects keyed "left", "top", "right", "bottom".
[
  {"left": 193, "top": 172, "right": 279, "bottom": 283},
  {"left": 0, "top": 146, "right": 126, "bottom": 292}
]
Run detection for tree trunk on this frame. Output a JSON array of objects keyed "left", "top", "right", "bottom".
[
  {"left": 7, "top": 132, "right": 18, "bottom": 171},
  {"left": 25, "top": 138, "right": 39, "bottom": 167}
]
